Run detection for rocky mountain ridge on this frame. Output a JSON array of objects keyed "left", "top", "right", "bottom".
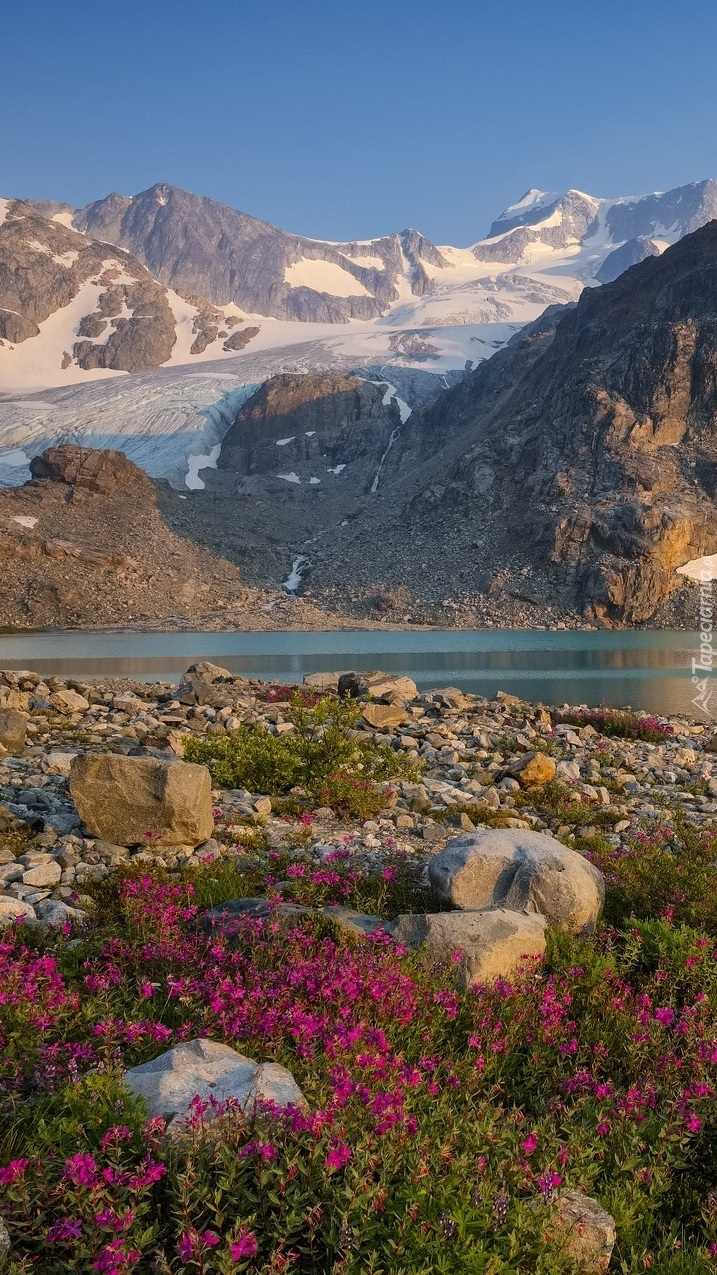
[
  {"left": 0, "top": 198, "right": 261, "bottom": 384},
  {"left": 306, "top": 219, "right": 717, "bottom": 625},
  {"left": 4, "top": 177, "right": 717, "bottom": 404}
]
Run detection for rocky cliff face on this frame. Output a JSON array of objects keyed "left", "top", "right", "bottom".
[
  {"left": 217, "top": 372, "right": 400, "bottom": 482},
  {"left": 75, "top": 185, "right": 448, "bottom": 323},
  {"left": 341, "top": 219, "right": 717, "bottom": 624},
  {"left": 0, "top": 200, "right": 261, "bottom": 386},
  {"left": 0, "top": 201, "right": 177, "bottom": 372}
]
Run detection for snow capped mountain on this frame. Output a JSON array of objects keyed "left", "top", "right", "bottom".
[
  {"left": 0, "top": 198, "right": 263, "bottom": 393},
  {"left": 3, "top": 176, "right": 717, "bottom": 492}
]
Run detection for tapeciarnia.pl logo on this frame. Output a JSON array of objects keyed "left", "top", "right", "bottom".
[{"left": 692, "top": 570, "right": 715, "bottom": 718}]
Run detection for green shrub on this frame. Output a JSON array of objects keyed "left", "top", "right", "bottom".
[
  {"left": 184, "top": 694, "right": 419, "bottom": 817},
  {"left": 513, "top": 781, "right": 619, "bottom": 828}
]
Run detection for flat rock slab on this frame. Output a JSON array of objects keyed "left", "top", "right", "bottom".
[
  {"left": 69, "top": 753, "right": 213, "bottom": 847},
  {"left": 124, "top": 1038, "right": 304, "bottom": 1129},
  {"left": 393, "top": 908, "right": 546, "bottom": 985},
  {"left": 428, "top": 828, "right": 604, "bottom": 935},
  {"left": 361, "top": 703, "right": 407, "bottom": 729},
  {"left": 199, "top": 897, "right": 387, "bottom": 939}
]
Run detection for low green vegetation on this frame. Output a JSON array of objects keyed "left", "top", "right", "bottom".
[{"left": 184, "top": 694, "right": 419, "bottom": 819}]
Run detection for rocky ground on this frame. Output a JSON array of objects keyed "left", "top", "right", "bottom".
[
  {"left": 5, "top": 662, "right": 717, "bottom": 1272},
  {"left": 1, "top": 661, "right": 713, "bottom": 929},
  {"left": 0, "top": 444, "right": 399, "bottom": 632}
]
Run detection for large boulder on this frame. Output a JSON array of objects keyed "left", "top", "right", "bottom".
[
  {"left": 428, "top": 829, "right": 604, "bottom": 934},
  {"left": 124, "top": 1039, "right": 304, "bottom": 1129},
  {"left": 393, "top": 908, "right": 546, "bottom": 985},
  {"left": 339, "top": 671, "right": 418, "bottom": 703},
  {"left": 30, "top": 445, "right": 155, "bottom": 497},
  {"left": 69, "top": 753, "right": 213, "bottom": 847},
  {"left": 550, "top": 1190, "right": 616, "bottom": 1273},
  {"left": 505, "top": 751, "right": 556, "bottom": 788},
  {"left": 50, "top": 689, "right": 90, "bottom": 715},
  {"left": 0, "top": 708, "right": 27, "bottom": 751},
  {"left": 183, "top": 661, "right": 234, "bottom": 684}
]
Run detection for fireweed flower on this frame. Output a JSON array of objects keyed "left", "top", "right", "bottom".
[
  {"left": 230, "top": 1228, "right": 259, "bottom": 1260},
  {"left": 0, "top": 1159, "right": 29, "bottom": 1184},
  {"left": 325, "top": 1140, "right": 352, "bottom": 1170},
  {"left": 48, "top": 1218, "right": 84, "bottom": 1242}
]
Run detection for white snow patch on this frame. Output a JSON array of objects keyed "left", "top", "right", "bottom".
[
  {"left": 309, "top": 476, "right": 320, "bottom": 484},
  {"left": 277, "top": 472, "right": 301, "bottom": 484},
  {"left": 305, "top": 430, "right": 315, "bottom": 436},
  {"left": 51, "top": 210, "right": 76, "bottom": 229},
  {"left": 276, "top": 436, "right": 295, "bottom": 446},
  {"left": 346, "top": 253, "right": 384, "bottom": 270},
  {"left": 327, "top": 464, "right": 346, "bottom": 474},
  {"left": 185, "top": 443, "right": 221, "bottom": 490},
  {"left": 25, "top": 239, "right": 79, "bottom": 268},
  {"left": 284, "top": 258, "right": 371, "bottom": 297},
  {"left": 677, "top": 555, "right": 717, "bottom": 582},
  {"left": 11, "top": 515, "right": 37, "bottom": 529}
]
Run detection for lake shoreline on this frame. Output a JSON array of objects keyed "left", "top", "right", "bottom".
[{"left": 0, "top": 628, "right": 710, "bottom": 718}]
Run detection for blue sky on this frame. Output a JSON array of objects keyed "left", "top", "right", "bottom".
[{"left": 3, "top": 0, "right": 717, "bottom": 244}]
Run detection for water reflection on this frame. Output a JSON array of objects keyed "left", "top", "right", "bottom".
[{"left": 0, "top": 629, "right": 705, "bottom": 719}]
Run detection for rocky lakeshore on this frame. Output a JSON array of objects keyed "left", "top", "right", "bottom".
[
  {"left": 3, "top": 663, "right": 717, "bottom": 1272},
  {"left": 0, "top": 662, "right": 713, "bottom": 928}
]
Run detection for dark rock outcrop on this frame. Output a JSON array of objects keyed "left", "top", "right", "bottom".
[
  {"left": 218, "top": 372, "right": 400, "bottom": 484},
  {"left": 29, "top": 445, "right": 155, "bottom": 497}
]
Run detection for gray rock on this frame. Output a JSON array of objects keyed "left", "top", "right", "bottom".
[
  {"left": 0, "top": 1216, "right": 9, "bottom": 1268},
  {"left": 0, "top": 896, "right": 36, "bottom": 925},
  {"left": 69, "top": 753, "right": 213, "bottom": 847},
  {"left": 428, "top": 829, "right": 604, "bottom": 934},
  {"left": 21, "top": 861, "right": 62, "bottom": 888},
  {"left": 0, "top": 708, "right": 27, "bottom": 751},
  {"left": 124, "top": 1038, "right": 304, "bottom": 1129},
  {"left": 551, "top": 1190, "right": 616, "bottom": 1273},
  {"left": 41, "top": 750, "right": 79, "bottom": 777},
  {"left": 393, "top": 908, "right": 547, "bottom": 985},
  {"left": 34, "top": 898, "right": 87, "bottom": 927}
]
